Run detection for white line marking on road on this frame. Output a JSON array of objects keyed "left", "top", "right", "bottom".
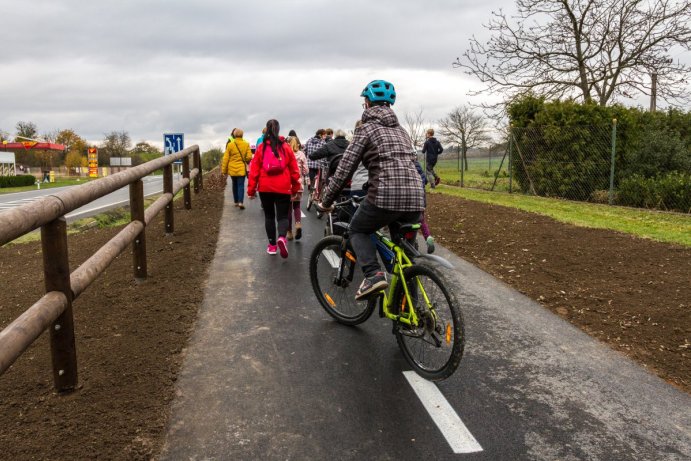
[
  {"left": 301, "top": 211, "right": 306, "bottom": 218},
  {"left": 403, "top": 371, "right": 483, "bottom": 454}
]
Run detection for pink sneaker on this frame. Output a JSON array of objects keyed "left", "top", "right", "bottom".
[
  {"left": 266, "top": 243, "right": 277, "bottom": 255},
  {"left": 277, "top": 236, "right": 288, "bottom": 259}
]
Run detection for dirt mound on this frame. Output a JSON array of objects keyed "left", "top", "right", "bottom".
[
  {"left": 0, "top": 187, "right": 224, "bottom": 460},
  {"left": 427, "top": 192, "right": 690, "bottom": 392}
]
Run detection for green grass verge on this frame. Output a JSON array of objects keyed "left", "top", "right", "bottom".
[
  {"left": 433, "top": 185, "right": 691, "bottom": 247},
  {"left": 0, "top": 177, "right": 96, "bottom": 194},
  {"left": 430, "top": 156, "right": 511, "bottom": 192}
]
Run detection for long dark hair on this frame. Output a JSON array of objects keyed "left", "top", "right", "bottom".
[{"left": 264, "top": 119, "right": 282, "bottom": 158}]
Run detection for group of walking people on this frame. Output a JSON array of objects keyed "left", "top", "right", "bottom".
[{"left": 220, "top": 79, "right": 441, "bottom": 299}]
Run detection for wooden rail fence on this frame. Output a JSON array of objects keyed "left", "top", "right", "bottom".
[{"left": 0, "top": 146, "right": 203, "bottom": 392}]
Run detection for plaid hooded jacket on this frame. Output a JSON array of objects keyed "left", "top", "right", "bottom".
[
  {"left": 322, "top": 105, "right": 424, "bottom": 212},
  {"left": 304, "top": 135, "right": 326, "bottom": 170}
]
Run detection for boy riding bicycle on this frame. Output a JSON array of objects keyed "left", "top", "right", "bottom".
[{"left": 319, "top": 80, "right": 425, "bottom": 300}]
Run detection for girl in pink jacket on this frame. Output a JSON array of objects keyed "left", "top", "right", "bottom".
[{"left": 247, "top": 119, "right": 301, "bottom": 258}]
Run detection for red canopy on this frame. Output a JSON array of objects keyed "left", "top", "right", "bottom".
[{"left": 0, "top": 142, "right": 65, "bottom": 151}]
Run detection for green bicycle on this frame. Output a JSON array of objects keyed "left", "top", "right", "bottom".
[{"left": 309, "top": 197, "right": 464, "bottom": 381}]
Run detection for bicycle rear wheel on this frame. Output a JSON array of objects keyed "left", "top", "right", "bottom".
[
  {"left": 309, "top": 236, "right": 376, "bottom": 325},
  {"left": 306, "top": 190, "right": 314, "bottom": 211},
  {"left": 393, "top": 264, "right": 464, "bottom": 381}
]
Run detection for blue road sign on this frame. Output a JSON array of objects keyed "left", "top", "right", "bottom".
[{"left": 164, "top": 133, "right": 184, "bottom": 164}]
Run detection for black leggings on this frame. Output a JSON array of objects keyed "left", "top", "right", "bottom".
[{"left": 259, "top": 192, "right": 291, "bottom": 245}]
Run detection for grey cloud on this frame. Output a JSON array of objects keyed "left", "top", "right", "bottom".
[{"left": 0, "top": 0, "right": 514, "bottom": 149}]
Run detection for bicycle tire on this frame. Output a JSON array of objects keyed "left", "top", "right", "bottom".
[
  {"left": 393, "top": 264, "right": 464, "bottom": 381},
  {"left": 309, "top": 235, "right": 376, "bottom": 325}
]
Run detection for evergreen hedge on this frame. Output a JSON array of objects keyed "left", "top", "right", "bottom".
[
  {"left": 508, "top": 96, "right": 691, "bottom": 210},
  {"left": 0, "top": 175, "right": 36, "bottom": 188}
]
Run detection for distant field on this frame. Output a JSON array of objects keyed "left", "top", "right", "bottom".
[{"left": 421, "top": 155, "right": 511, "bottom": 191}]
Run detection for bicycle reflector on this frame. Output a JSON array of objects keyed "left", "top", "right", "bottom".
[
  {"left": 446, "top": 324, "right": 452, "bottom": 344},
  {"left": 324, "top": 293, "right": 336, "bottom": 308},
  {"left": 404, "top": 231, "right": 416, "bottom": 240}
]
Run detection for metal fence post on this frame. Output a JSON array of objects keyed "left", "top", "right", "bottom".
[
  {"left": 41, "top": 218, "right": 77, "bottom": 392},
  {"left": 129, "top": 179, "right": 147, "bottom": 281},
  {"left": 609, "top": 119, "right": 618, "bottom": 205},
  {"left": 508, "top": 126, "right": 514, "bottom": 193},
  {"left": 164, "top": 164, "right": 174, "bottom": 235},
  {"left": 488, "top": 145, "right": 492, "bottom": 172},
  {"left": 182, "top": 155, "right": 191, "bottom": 210}
]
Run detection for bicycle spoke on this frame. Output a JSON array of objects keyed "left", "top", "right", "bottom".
[
  {"left": 395, "top": 265, "right": 464, "bottom": 381},
  {"left": 310, "top": 236, "right": 375, "bottom": 325}
]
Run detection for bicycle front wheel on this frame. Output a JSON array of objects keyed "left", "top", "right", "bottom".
[
  {"left": 309, "top": 236, "right": 376, "bottom": 325},
  {"left": 394, "top": 264, "right": 464, "bottom": 381}
]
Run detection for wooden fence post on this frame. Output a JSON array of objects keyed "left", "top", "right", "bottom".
[
  {"left": 193, "top": 150, "right": 200, "bottom": 194},
  {"left": 182, "top": 155, "right": 191, "bottom": 210},
  {"left": 129, "top": 179, "right": 147, "bottom": 281},
  {"left": 196, "top": 149, "right": 203, "bottom": 191},
  {"left": 163, "top": 164, "right": 174, "bottom": 235},
  {"left": 41, "top": 218, "right": 78, "bottom": 392}
]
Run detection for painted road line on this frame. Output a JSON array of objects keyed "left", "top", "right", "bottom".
[{"left": 403, "top": 371, "right": 483, "bottom": 454}]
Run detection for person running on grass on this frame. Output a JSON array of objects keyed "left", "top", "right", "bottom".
[
  {"left": 319, "top": 80, "right": 424, "bottom": 300},
  {"left": 422, "top": 128, "right": 443, "bottom": 188},
  {"left": 247, "top": 119, "right": 301, "bottom": 258}
]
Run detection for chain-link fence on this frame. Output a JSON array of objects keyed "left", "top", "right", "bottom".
[
  {"left": 509, "top": 124, "right": 613, "bottom": 202},
  {"left": 433, "top": 123, "right": 690, "bottom": 214}
]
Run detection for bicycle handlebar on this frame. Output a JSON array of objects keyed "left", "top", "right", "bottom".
[{"left": 316, "top": 195, "right": 364, "bottom": 212}]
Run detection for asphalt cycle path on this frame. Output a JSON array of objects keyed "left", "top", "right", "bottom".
[
  {"left": 0, "top": 176, "right": 163, "bottom": 221},
  {"left": 160, "top": 186, "right": 690, "bottom": 460}
]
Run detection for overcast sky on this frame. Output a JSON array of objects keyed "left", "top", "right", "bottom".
[{"left": 0, "top": 0, "right": 688, "bottom": 152}]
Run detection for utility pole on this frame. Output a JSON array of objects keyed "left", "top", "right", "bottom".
[{"left": 650, "top": 72, "right": 657, "bottom": 113}]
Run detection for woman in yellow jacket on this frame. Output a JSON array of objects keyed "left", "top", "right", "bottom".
[{"left": 221, "top": 128, "right": 253, "bottom": 209}]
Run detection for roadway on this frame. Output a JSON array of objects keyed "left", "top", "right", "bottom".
[
  {"left": 159, "top": 187, "right": 691, "bottom": 460},
  {"left": 0, "top": 176, "right": 164, "bottom": 221}
]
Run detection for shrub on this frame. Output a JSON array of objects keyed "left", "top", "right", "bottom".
[
  {"left": 617, "top": 172, "right": 691, "bottom": 213},
  {"left": 507, "top": 95, "right": 691, "bottom": 204},
  {"left": 0, "top": 175, "right": 36, "bottom": 188},
  {"left": 589, "top": 190, "right": 611, "bottom": 204},
  {"left": 201, "top": 148, "right": 224, "bottom": 172}
]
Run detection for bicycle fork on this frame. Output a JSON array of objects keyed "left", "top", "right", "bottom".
[{"left": 335, "top": 239, "right": 357, "bottom": 288}]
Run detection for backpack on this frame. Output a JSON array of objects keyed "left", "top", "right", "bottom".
[{"left": 261, "top": 143, "right": 286, "bottom": 176}]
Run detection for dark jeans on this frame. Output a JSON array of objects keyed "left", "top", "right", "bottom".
[
  {"left": 425, "top": 162, "right": 438, "bottom": 188},
  {"left": 348, "top": 199, "right": 421, "bottom": 278},
  {"left": 259, "top": 192, "right": 291, "bottom": 245},
  {"left": 230, "top": 175, "right": 245, "bottom": 203}
]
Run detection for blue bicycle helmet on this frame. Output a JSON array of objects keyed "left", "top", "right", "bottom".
[{"left": 360, "top": 80, "right": 396, "bottom": 105}]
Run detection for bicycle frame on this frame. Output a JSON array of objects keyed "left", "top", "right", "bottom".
[
  {"left": 327, "top": 197, "right": 441, "bottom": 330},
  {"left": 373, "top": 231, "right": 432, "bottom": 328}
]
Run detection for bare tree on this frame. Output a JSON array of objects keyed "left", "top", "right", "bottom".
[
  {"left": 455, "top": 0, "right": 691, "bottom": 107},
  {"left": 15, "top": 121, "right": 38, "bottom": 141},
  {"left": 438, "top": 106, "right": 491, "bottom": 171},
  {"left": 403, "top": 108, "right": 426, "bottom": 151},
  {"left": 100, "top": 131, "right": 132, "bottom": 165}
]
